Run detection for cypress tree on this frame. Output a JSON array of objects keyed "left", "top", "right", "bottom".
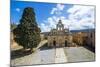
[{"left": 13, "top": 7, "right": 41, "bottom": 51}]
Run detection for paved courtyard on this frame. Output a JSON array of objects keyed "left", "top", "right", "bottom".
[
  {"left": 64, "top": 47, "right": 95, "bottom": 63},
  {"left": 55, "top": 48, "right": 68, "bottom": 63},
  {"left": 11, "top": 47, "right": 95, "bottom": 66}
]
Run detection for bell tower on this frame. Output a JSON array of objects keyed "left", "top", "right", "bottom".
[{"left": 56, "top": 20, "right": 64, "bottom": 31}]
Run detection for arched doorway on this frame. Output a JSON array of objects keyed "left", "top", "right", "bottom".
[
  {"left": 53, "top": 40, "right": 56, "bottom": 47},
  {"left": 65, "top": 40, "right": 67, "bottom": 47}
]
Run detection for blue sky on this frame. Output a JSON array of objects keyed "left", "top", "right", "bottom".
[
  {"left": 11, "top": 0, "right": 72, "bottom": 25},
  {"left": 11, "top": 0, "right": 57, "bottom": 24},
  {"left": 11, "top": 0, "right": 95, "bottom": 32}
]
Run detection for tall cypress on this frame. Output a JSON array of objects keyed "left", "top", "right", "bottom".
[{"left": 13, "top": 7, "right": 41, "bottom": 51}]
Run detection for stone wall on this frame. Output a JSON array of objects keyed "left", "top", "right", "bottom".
[{"left": 48, "top": 35, "right": 72, "bottom": 47}]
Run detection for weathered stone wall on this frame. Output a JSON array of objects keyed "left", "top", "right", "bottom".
[{"left": 48, "top": 35, "right": 71, "bottom": 47}]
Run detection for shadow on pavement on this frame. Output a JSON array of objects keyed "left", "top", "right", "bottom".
[
  {"left": 39, "top": 43, "right": 54, "bottom": 50},
  {"left": 11, "top": 49, "right": 33, "bottom": 60},
  {"left": 83, "top": 45, "right": 95, "bottom": 53},
  {"left": 39, "top": 43, "right": 68, "bottom": 50}
]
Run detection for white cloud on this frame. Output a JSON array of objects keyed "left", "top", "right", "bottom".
[
  {"left": 57, "top": 4, "right": 65, "bottom": 11},
  {"left": 50, "top": 4, "right": 65, "bottom": 15},
  {"left": 41, "top": 4, "right": 95, "bottom": 32},
  {"left": 50, "top": 8, "right": 57, "bottom": 14},
  {"left": 16, "top": 8, "right": 20, "bottom": 12},
  {"left": 67, "top": 5, "right": 95, "bottom": 22},
  {"left": 40, "top": 23, "right": 51, "bottom": 32},
  {"left": 67, "top": 5, "right": 95, "bottom": 30},
  {"left": 40, "top": 16, "right": 58, "bottom": 32}
]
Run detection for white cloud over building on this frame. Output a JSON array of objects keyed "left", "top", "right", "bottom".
[{"left": 40, "top": 4, "right": 95, "bottom": 32}]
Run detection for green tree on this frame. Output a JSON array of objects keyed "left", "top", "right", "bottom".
[{"left": 13, "top": 7, "right": 41, "bottom": 51}]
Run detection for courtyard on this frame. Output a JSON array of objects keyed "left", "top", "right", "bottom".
[
  {"left": 11, "top": 46, "right": 95, "bottom": 66},
  {"left": 10, "top": 1, "right": 95, "bottom": 67}
]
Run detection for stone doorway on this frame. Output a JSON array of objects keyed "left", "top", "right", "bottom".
[
  {"left": 65, "top": 40, "right": 67, "bottom": 47},
  {"left": 53, "top": 40, "right": 56, "bottom": 47}
]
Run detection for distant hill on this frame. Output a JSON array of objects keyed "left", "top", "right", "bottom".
[{"left": 70, "top": 29, "right": 95, "bottom": 33}]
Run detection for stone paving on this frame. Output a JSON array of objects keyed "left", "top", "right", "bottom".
[
  {"left": 11, "top": 50, "right": 41, "bottom": 66},
  {"left": 55, "top": 48, "right": 67, "bottom": 63},
  {"left": 64, "top": 47, "right": 95, "bottom": 63},
  {"left": 11, "top": 48, "right": 55, "bottom": 66},
  {"left": 39, "top": 49, "right": 55, "bottom": 64},
  {"left": 11, "top": 47, "right": 95, "bottom": 66}
]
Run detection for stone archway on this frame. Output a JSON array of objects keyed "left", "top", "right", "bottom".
[
  {"left": 65, "top": 40, "right": 67, "bottom": 47},
  {"left": 53, "top": 40, "right": 56, "bottom": 47}
]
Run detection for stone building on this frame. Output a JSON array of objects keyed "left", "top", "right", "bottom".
[
  {"left": 40, "top": 20, "right": 95, "bottom": 48},
  {"left": 72, "top": 29, "right": 95, "bottom": 48},
  {"left": 47, "top": 20, "right": 73, "bottom": 47},
  {"left": 82, "top": 30, "right": 95, "bottom": 48},
  {"left": 72, "top": 32, "right": 84, "bottom": 46}
]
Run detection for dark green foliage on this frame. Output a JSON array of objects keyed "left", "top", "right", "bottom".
[{"left": 13, "top": 7, "right": 41, "bottom": 50}]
